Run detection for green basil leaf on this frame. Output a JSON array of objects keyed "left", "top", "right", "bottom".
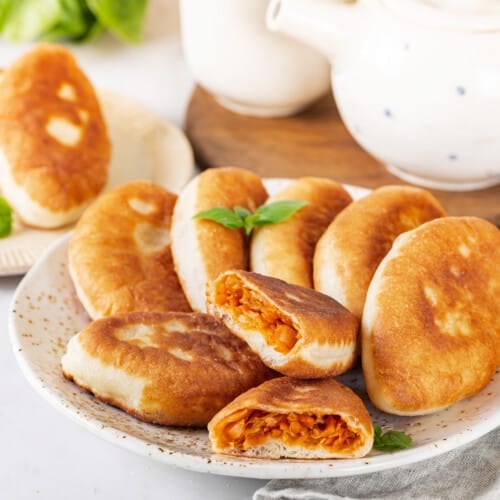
[
  {"left": 234, "top": 206, "right": 251, "bottom": 220},
  {"left": 0, "top": 197, "right": 13, "bottom": 238},
  {"left": 193, "top": 206, "right": 244, "bottom": 230},
  {"left": 193, "top": 199, "right": 308, "bottom": 236},
  {"left": 243, "top": 217, "right": 255, "bottom": 237},
  {"left": 373, "top": 425, "right": 412, "bottom": 451},
  {"left": 251, "top": 199, "right": 308, "bottom": 226}
]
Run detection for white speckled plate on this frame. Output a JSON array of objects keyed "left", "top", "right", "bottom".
[
  {"left": 8, "top": 181, "right": 500, "bottom": 479},
  {"left": 0, "top": 88, "right": 194, "bottom": 277}
]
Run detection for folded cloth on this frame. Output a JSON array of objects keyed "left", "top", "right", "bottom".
[{"left": 254, "top": 427, "right": 499, "bottom": 500}]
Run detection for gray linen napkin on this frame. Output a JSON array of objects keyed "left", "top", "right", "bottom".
[{"left": 254, "top": 427, "right": 499, "bottom": 500}]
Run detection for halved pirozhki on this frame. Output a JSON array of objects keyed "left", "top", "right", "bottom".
[
  {"left": 250, "top": 177, "right": 352, "bottom": 288},
  {"left": 206, "top": 270, "right": 359, "bottom": 378},
  {"left": 171, "top": 167, "right": 268, "bottom": 312},
  {"left": 208, "top": 376, "right": 374, "bottom": 459}
]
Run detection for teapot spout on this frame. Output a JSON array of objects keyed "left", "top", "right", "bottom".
[{"left": 267, "top": 0, "right": 363, "bottom": 60}]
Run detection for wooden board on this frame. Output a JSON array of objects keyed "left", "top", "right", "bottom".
[{"left": 185, "top": 86, "right": 500, "bottom": 225}]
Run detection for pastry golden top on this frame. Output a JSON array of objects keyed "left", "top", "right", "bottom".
[
  {"left": 193, "top": 167, "right": 268, "bottom": 280},
  {"left": 208, "top": 376, "right": 373, "bottom": 457},
  {"left": 69, "top": 180, "right": 190, "bottom": 318},
  {"left": 314, "top": 185, "right": 446, "bottom": 317},
  {"left": 0, "top": 43, "right": 110, "bottom": 213},
  {"left": 214, "top": 376, "right": 370, "bottom": 418},
  {"left": 362, "top": 217, "right": 500, "bottom": 415},
  {"left": 251, "top": 177, "right": 352, "bottom": 288},
  {"left": 64, "top": 311, "right": 276, "bottom": 426},
  {"left": 171, "top": 166, "right": 268, "bottom": 312}
]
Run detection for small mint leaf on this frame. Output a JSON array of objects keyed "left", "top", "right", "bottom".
[
  {"left": 193, "top": 207, "right": 244, "bottom": 230},
  {"left": 373, "top": 425, "right": 412, "bottom": 451},
  {"left": 234, "top": 206, "right": 251, "bottom": 220},
  {"left": 253, "top": 200, "right": 307, "bottom": 226},
  {"left": 192, "top": 199, "right": 308, "bottom": 236},
  {"left": 243, "top": 217, "right": 255, "bottom": 237},
  {"left": 252, "top": 200, "right": 308, "bottom": 226}
]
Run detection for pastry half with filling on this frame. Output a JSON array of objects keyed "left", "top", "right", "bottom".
[
  {"left": 206, "top": 270, "right": 359, "bottom": 378},
  {"left": 208, "top": 377, "right": 374, "bottom": 459},
  {"left": 362, "top": 217, "right": 500, "bottom": 415},
  {"left": 62, "top": 312, "right": 276, "bottom": 426}
]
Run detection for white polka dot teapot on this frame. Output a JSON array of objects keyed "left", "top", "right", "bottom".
[{"left": 267, "top": 0, "right": 500, "bottom": 191}]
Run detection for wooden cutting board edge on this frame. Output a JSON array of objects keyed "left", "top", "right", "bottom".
[{"left": 185, "top": 86, "right": 500, "bottom": 225}]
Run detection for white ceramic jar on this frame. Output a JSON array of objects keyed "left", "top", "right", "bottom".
[
  {"left": 179, "top": 0, "right": 331, "bottom": 117},
  {"left": 267, "top": 0, "right": 500, "bottom": 191}
]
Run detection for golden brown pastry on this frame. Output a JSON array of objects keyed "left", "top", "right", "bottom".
[
  {"left": 61, "top": 312, "right": 276, "bottom": 426},
  {"left": 314, "top": 185, "right": 446, "bottom": 318},
  {"left": 0, "top": 44, "right": 110, "bottom": 228},
  {"left": 362, "top": 217, "right": 500, "bottom": 415},
  {"left": 250, "top": 177, "right": 352, "bottom": 288},
  {"left": 171, "top": 167, "right": 268, "bottom": 312},
  {"left": 208, "top": 377, "right": 374, "bottom": 459},
  {"left": 69, "top": 180, "right": 191, "bottom": 319},
  {"left": 206, "top": 270, "right": 359, "bottom": 378}
]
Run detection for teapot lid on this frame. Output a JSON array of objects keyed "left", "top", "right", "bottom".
[{"left": 382, "top": 0, "right": 500, "bottom": 31}]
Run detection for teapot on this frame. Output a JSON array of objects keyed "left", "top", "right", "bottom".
[{"left": 267, "top": 0, "right": 500, "bottom": 191}]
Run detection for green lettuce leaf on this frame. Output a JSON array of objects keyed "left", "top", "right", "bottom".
[
  {"left": 0, "top": 0, "right": 13, "bottom": 31},
  {"left": 42, "top": 0, "right": 97, "bottom": 42},
  {"left": 0, "top": 0, "right": 147, "bottom": 43},
  {"left": 0, "top": 197, "right": 13, "bottom": 238},
  {"left": 3, "top": 0, "right": 61, "bottom": 41},
  {"left": 86, "top": 0, "right": 147, "bottom": 43},
  {"left": 76, "top": 17, "right": 104, "bottom": 43}
]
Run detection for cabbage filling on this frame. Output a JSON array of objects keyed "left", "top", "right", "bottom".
[
  {"left": 218, "top": 408, "right": 360, "bottom": 452},
  {"left": 215, "top": 275, "right": 298, "bottom": 353}
]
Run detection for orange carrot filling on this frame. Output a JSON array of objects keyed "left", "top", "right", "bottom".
[
  {"left": 215, "top": 275, "right": 298, "bottom": 353},
  {"left": 217, "top": 409, "right": 360, "bottom": 452}
]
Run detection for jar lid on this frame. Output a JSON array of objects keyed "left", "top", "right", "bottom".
[{"left": 381, "top": 0, "right": 500, "bottom": 31}]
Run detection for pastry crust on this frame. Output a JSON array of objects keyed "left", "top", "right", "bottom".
[
  {"left": 61, "top": 312, "right": 276, "bottom": 426},
  {"left": 171, "top": 167, "right": 268, "bottom": 312},
  {"left": 362, "top": 217, "right": 500, "bottom": 415},
  {"left": 250, "top": 177, "right": 352, "bottom": 288},
  {"left": 0, "top": 44, "right": 110, "bottom": 228},
  {"left": 208, "top": 377, "right": 374, "bottom": 459},
  {"left": 314, "top": 185, "right": 446, "bottom": 318},
  {"left": 206, "top": 270, "right": 359, "bottom": 378},
  {"left": 69, "top": 180, "right": 191, "bottom": 319}
]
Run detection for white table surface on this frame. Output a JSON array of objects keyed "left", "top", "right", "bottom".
[{"left": 0, "top": 1, "right": 267, "bottom": 498}]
